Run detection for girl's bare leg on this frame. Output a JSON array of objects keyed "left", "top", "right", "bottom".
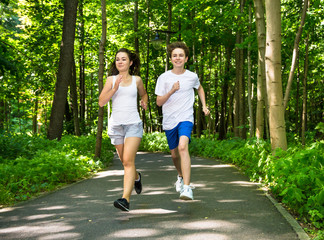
[{"left": 119, "top": 137, "right": 141, "bottom": 202}]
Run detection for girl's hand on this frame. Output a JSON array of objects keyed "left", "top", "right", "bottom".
[
  {"left": 113, "top": 75, "right": 123, "bottom": 91},
  {"left": 140, "top": 100, "right": 147, "bottom": 110}
]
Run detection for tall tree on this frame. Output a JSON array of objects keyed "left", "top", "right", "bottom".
[
  {"left": 95, "top": 0, "right": 107, "bottom": 158},
  {"left": 71, "top": 59, "right": 81, "bottom": 136},
  {"left": 234, "top": 0, "right": 246, "bottom": 139},
  {"left": 265, "top": 0, "right": 287, "bottom": 151},
  {"left": 78, "top": 0, "right": 86, "bottom": 125},
  {"left": 47, "top": 0, "right": 78, "bottom": 140},
  {"left": 283, "top": 0, "right": 309, "bottom": 110},
  {"left": 301, "top": 33, "right": 309, "bottom": 146},
  {"left": 254, "top": 0, "right": 266, "bottom": 139},
  {"left": 247, "top": 2, "right": 254, "bottom": 138}
]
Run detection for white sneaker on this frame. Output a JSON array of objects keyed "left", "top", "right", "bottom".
[
  {"left": 180, "top": 185, "right": 195, "bottom": 200},
  {"left": 175, "top": 176, "right": 184, "bottom": 192}
]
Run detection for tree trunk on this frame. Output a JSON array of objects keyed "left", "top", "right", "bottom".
[
  {"left": 165, "top": 0, "right": 172, "bottom": 71},
  {"left": 32, "top": 95, "right": 38, "bottom": 135},
  {"left": 134, "top": 0, "right": 139, "bottom": 54},
  {"left": 47, "top": 0, "right": 78, "bottom": 140},
  {"left": 247, "top": 3, "right": 254, "bottom": 138},
  {"left": 265, "top": 0, "right": 287, "bottom": 151},
  {"left": 219, "top": 41, "right": 234, "bottom": 140},
  {"left": 234, "top": 0, "right": 246, "bottom": 139},
  {"left": 301, "top": 33, "right": 309, "bottom": 146},
  {"left": 283, "top": 0, "right": 309, "bottom": 110},
  {"left": 253, "top": 0, "right": 266, "bottom": 140},
  {"left": 145, "top": 0, "right": 153, "bottom": 132},
  {"left": 95, "top": 0, "right": 107, "bottom": 158},
  {"left": 79, "top": 0, "right": 86, "bottom": 125},
  {"left": 71, "top": 59, "right": 81, "bottom": 136}
]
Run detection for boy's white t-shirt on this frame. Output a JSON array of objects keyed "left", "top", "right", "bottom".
[{"left": 155, "top": 70, "right": 200, "bottom": 130}]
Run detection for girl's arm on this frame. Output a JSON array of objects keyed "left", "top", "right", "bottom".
[
  {"left": 197, "top": 84, "right": 210, "bottom": 115},
  {"left": 98, "top": 75, "right": 122, "bottom": 107},
  {"left": 136, "top": 76, "right": 148, "bottom": 110}
]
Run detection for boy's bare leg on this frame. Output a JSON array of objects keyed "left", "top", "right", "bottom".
[
  {"left": 178, "top": 136, "right": 191, "bottom": 185},
  {"left": 170, "top": 147, "right": 182, "bottom": 177}
]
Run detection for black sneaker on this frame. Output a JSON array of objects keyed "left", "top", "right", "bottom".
[
  {"left": 114, "top": 198, "right": 129, "bottom": 211},
  {"left": 134, "top": 172, "right": 142, "bottom": 194}
]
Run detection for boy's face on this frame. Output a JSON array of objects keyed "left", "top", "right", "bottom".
[{"left": 170, "top": 48, "right": 188, "bottom": 69}]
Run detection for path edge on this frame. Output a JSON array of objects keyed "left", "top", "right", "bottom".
[{"left": 265, "top": 193, "right": 310, "bottom": 240}]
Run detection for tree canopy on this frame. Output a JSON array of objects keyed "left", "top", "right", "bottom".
[{"left": 0, "top": 0, "right": 323, "bottom": 146}]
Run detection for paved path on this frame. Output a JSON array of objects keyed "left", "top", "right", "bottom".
[{"left": 0, "top": 152, "right": 304, "bottom": 240}]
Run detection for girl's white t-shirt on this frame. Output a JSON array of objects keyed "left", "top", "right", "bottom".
[
  {"left": 155, "top": 70, "right": 200, "bottom": 130},
  {"left": 109, "top": 75, "right": 141, "bottom": 125}
]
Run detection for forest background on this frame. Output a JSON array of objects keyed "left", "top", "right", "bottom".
[{"left": 0, "top": 0, "right": 323, "bottom": 239}]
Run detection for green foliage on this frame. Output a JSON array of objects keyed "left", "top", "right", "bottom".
[
  {"left": 0, "top": 134, "right": 114, "bottom": 206},
  {"left": 141, "top": 132, "right": 324, "bottom": 234},
  {"left": 139, "top": 132, "right": 169, "bottom": 152}
]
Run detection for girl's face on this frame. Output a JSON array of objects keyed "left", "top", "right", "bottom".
[
  {"left": 170, "top": 48, "right": 188, "bottom": 69},
  {"left": 115, "top": 52, "right": 132, "bottom": 73}
]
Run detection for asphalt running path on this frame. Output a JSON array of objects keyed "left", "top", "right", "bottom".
[{"left": 0, "top": 152, "right": 302, "bottom": 240}]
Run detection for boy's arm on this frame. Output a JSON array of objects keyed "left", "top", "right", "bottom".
[
  {"left": 197, "top": 84, "right": 210, "bottom": 115},
  {"left": 156, "top": 81, "right": 180, "bottom": 106}
]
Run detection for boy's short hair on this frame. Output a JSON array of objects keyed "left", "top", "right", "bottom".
[{"left": 167, "top": 42, "right": 190, "bottom": 58}]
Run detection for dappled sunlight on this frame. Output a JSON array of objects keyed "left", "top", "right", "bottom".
[
  {"left": 180, "top": 220, "right": 239, "bottom": 230},
  {"left": 229, "top": 181, "right": 260, "bottom": 187},
  {"left": 0, "top": 206, "right": 23, "bottom": 213},
  {"left": 191, "top": 164, "right": 233, "bottom": 169},
  {"left": 217, "top": 199, "right": 245, "bottom": 203},
  {"left": 108, "top": 228, "right": 161, "bottom": 238},
  {"left": 70, "top": 194, "right": 90, "bottom": 199},
  {"left": 93, "top": 170, "right": 124, "bottom": 179},
  {"left": 143, "top": 190, "right": 172, "bottom": 195},
  {"left": 172, "top": 199, "right": 202, "bottom": 203},
  {"left": 25, "top": 214, "right": 56, "bottom": 220},
  {"left": 39, "top": 232, "right": 81, "bottom": 240},
  {"left": 107, "top": 187, "right": 123, "bottom": 192},
  {"left": 38, "top": 206, "right": 68, "bottom": 211},
  {"left": 0, "top": 222, "right": 75, "bottom": 236},
  {"left": 0, "top": 152, "right": 299, "bottom": 240},
  {"left": 130, "top": 208, "right": 177, "bottom": 215},
  {"left": 182, "top": 233, "right": 229, "bottom": 240}
]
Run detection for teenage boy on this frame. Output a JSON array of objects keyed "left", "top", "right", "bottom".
[{"left": 155, "top": 42, "right": 209, "bottom": 200}]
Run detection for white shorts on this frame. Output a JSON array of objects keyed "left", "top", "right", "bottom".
[{"left": 108, "top": 122, "right": 143, "bottom": 145}]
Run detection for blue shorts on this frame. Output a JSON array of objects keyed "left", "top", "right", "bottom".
[{"left": 164, "top": 121, "right": 194, "bottom": 150}]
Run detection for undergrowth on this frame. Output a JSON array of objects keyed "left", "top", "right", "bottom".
[{"left": 0, "top": 134, "right": 114, "bottom": 207}]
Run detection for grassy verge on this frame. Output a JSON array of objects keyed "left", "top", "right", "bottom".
[
  {"left": 139, "top": 132, "right": 323, "bottom": 240},
  {"left": 0, "top": 134, "right": 114, "bottom": 207}
]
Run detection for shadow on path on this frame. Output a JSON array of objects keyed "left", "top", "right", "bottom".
[{"left": 0, "top": 152, "right": 299, "bottom": 240}]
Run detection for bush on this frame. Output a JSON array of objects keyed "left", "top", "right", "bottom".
[{"left": 0, "top": 134, "right": 114, "bottom": 206}]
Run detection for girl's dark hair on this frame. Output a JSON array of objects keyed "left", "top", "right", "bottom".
[
  {"left": 108, "top": 48, "right": 140, "bottom": 76},
  {"left": 167, "top": 42, "right": 190, "bottom": 58}
]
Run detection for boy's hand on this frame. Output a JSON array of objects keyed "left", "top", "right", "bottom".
[
  {"left": 171, "top": 81, "right": 180, "bottom": 93},
  {"left": 203, "top": 106, "right": 210, "bottom": 116}
]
